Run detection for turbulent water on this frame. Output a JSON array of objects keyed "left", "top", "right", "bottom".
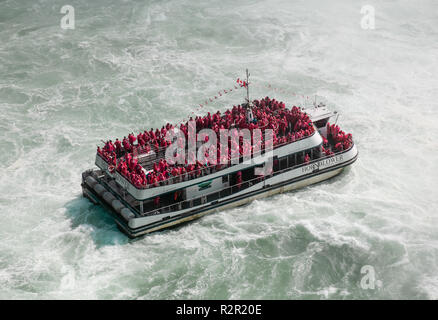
[{"left": 0, "top": 0, "right": 437, "bottom": 299}]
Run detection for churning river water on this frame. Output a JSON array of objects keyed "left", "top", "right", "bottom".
[{"left": 0, "top": 0, "right": 437, "bottom": 299}]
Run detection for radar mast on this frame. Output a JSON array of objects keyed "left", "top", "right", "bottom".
[{"left": 243, "top": 69, "right": 254, "bottom": 123}]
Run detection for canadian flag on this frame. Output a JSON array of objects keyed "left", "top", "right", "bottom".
[{"left": 236, "top": 78, "right": 247, "bottom": 87}]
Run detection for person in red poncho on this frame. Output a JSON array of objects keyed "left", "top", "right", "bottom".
[
  {"left": 236, "top": 171, "right": 242, "bottom": 190},
  {"left": 304, "top": 153, "right": 310, "bottom": 163},
  {"left": 154, "top": 196, "right": 160, "bottom": 208}
]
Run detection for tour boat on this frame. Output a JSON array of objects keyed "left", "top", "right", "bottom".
[{"left": 81, "top": 74, "right": 358, "bottom": 238}]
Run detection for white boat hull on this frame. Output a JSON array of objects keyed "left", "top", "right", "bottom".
[{"left": 82, "top": 144, "right": 358, "bottom": 238}]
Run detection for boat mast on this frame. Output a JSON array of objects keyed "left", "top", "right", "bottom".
[
  {"left": 245, "top": 68, "right": 250, "bottom": 104},
  {"left": 244, "top": 69, "right": 254, "bottom": 123}
]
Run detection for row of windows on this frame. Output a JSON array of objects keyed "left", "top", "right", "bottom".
[
  {"left": 274, "top": 145, "right": 322, "bottom": 171},
  {"left": 220, "top": 144, "right": 323, "bottom": 184}
]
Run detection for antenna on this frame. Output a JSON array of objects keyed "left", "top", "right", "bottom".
[
  {"left": 244, "top": 69, "right": 254, "bottom": 123},
  {"left": 245, "top": 68, "right": 250, "bottom": 104}
]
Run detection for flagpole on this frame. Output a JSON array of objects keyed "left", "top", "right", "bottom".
[
  {"left": 246, "top": 68, "right": 250, "bottom": 104},
  {"left": 243, "top": 69, "right": 254, "bottom": 123}
]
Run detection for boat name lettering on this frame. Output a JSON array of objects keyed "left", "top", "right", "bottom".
[{"left": 301, "top": 155, "right": 344, "bottom": 173}]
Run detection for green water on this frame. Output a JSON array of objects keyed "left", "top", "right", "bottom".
[{"left": 0, "top": 0, "right": 437, "bottom": 299}]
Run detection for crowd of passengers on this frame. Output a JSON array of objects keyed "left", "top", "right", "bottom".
[
  {"left": 323, "top": 122, "right": 353, "bottom": 155},
  {"left": 97, "top": 97, "right": 352, "bottom": 189},
  {"left": 98, "top": 97, "right": 314, "bottom": 159}
]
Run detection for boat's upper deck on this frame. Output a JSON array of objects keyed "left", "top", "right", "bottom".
[{"left": 97, "top": 97, "right": 318, "bottom": 183}]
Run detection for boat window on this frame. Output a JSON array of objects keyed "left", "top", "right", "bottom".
[
  {"left": 313, "top": 146, "right": 321, "bottom": 159},
  {"left": 288, "top": 154, "right": 295, "bottom": 167},
  {"left": 222, "top": 175, "right": 228, "bottom": 184},
  {"left": 297, "top": 152, "right": 304, "bottom": 164},
  {"left": 314, "top": 118, "right": 328, "bottom": 128},
  {"left": 279, "top": 157, "right": 288, "bottom": 170},
  {"left": 273, "top": 156, "right": 279, "bottom": 172}
]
